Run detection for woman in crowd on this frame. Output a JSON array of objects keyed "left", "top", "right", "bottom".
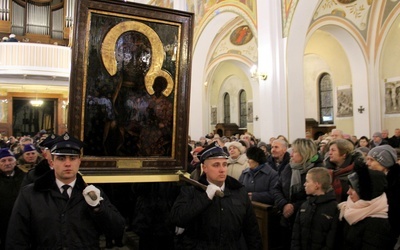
[
  {"left": 366, "top": 145, "right": 400, "bottom": 249},
  {"left": 325, "top": 139, "right": 364, "bottom": 202},
  {"left": 272, "top": 138, "right": 323, "bottom": 249},
  {"left": 239, "top": 147, "right": 278, "bottom": 205},
  {"left": 226, "top": 141, "right": 249, "bottom": 180},
  {"left": 356, "top": 135, "right": 370, "bottom": 149},
  {"left": 338, "top": 166, "right": 392, "bottom": 249}
]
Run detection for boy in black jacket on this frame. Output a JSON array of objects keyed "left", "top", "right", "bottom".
[{"left": 291, "top": 167, "right": 339, "bottom": 250}]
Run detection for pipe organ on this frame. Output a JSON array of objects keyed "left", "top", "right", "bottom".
[{"left": 0, "top": 0, "right": 76, "bottom": 44}]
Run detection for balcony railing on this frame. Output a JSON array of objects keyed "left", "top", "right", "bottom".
[{"left": 0, "top": 42, "right": 71, "bottom": 80}]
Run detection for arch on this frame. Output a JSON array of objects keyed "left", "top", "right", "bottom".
[
  {"left": 306, "top": 24, "right": 370, "bottom": 136},
  {"left": 190, "top": 4, "right": 256, "bottom": 139},
  {"left": 288, "top": 0, "right": 370, "bottom": 139}
]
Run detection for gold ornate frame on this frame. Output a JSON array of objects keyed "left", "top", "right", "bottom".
[{"left": 69, "top": 0, "right": 193, "bottom": 177}]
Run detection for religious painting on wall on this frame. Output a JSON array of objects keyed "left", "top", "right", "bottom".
[
  {"left": 211, "top": 106, "right": 217, "bottom": 125},
  {"left": 69, "top": 0, "right": 193, "bottom": 174},
  {"left": 336, "top": 86, "right": 353, "bottom": 117},
  {"left": 230, "top": 25, "right": 253, "bottom": 46},
  {"left": 384, "top": 80, "right": 400, "bottom": 114},
  {"left": 247, "top": 101, "right": 253, "bottom": 122}
]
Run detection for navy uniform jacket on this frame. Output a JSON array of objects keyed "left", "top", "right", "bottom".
[
  {"left": 6, "top": 170, "right": 125, "bottom": 249},
  {"left": 170, "top": 175, "right": 262, "bottom": 250}
]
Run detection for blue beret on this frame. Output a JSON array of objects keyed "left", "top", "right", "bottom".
[
  {"left": 23, "top": 144, "right": 37, "bottom": 153},
  {"left": 0, "top": 149, "right": 15, "bottom": 159},
  {"left": 51, "top": 132, "right": 84, "bottom": 156},
  {"left": 198, "top": 143, "right": 228, "bottom": 164}
]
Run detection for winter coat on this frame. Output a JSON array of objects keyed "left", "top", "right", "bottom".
[
  {"left": 20, "top": 158, "right": 51, "bottom": 187},
  {"left": 266, "top": 152, "right": 290, "bottom": 175},
  {"left": 17, "top": 154, "right": 44, "bottom": 173},
  {"left": 0, "top": 167, "right": 25, "bottom": 249},
  {"left": 227, "top": 154, "right": 249, "bottom": 180},
  {"left": 386, "top": 164, "right": 400, "bottom": 240},
  {"left": 6, "top": 170, "right": 125, "bottom": 249},
  {"left": 291, "top": 190, "right": 339, "bottom": 250},
  {"left": 170, "top": 175, "right": 262, "bottom": 250},
  {"left": 239, "top": 163, "right": 278, "bottom": 205},
  {"left": 272, "top": 154, "right": 324, "bottom": 225},
  {"left": 342, "top": 217, "right": 392, "bottom": 250}
]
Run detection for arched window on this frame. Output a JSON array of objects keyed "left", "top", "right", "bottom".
[
  {"left": 224, "top": 93, "right": 230, "bottom": 123},
  {"left": 319, "top": 73, "right": 334, "bottom": 124},
  {"left": 239, "top": 90, "right": 247, "bottom": 128}
]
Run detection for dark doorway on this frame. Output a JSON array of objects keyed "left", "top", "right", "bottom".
[{"left": 12, "top": 98, "right": 56, "bottom": 137}]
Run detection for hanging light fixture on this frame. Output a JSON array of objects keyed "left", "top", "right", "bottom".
[{"left": 30, "top": 93, "right": 43, "bottom": 107}]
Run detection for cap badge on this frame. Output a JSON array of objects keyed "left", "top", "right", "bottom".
[{"left": 63, "top": 134, "right": 70, "bottom": 141}]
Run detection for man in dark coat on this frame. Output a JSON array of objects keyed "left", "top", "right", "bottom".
[
  {"left": 6, "top": 132, "right": 125, "bottom": 249},
  {"left": 266, "top": 139, "right": 290, "bottom": 175},
  {"left": 0, "top": 149, "right": 25, "bottom": 250},
  {"left": 170, "top": 143, "right": 262, "bottom": 249}
]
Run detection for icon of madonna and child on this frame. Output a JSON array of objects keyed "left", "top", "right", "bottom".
[{"left": 84, "top": 18, "right": 178, "bottom": 158}]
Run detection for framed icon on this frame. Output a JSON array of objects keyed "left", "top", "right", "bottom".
[{"left": 69, "top": 0, "right": 193, "bottom": 175}]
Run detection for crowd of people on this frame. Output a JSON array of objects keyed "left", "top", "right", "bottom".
[
  {"left": 184, "top": 129, "right": 400, "bottom": 250},
  {"left": 1, "top": 128, "right": 400, "bottom": 249}
]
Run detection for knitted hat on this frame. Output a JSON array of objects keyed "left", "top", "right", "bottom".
[
  {"left": 355, "top": 146, "right": 370, "bottom": 155},
  {"left": 257, "top": 141, "right": 268, "bottom": 149},
  {"left": 198, "top": 142, "right": 228, "bottom": 164},
  {"left": 368, "top": 145, "right": 397, "bottom": 168},
  {"left": 227, "top": 141, "right": 246, "bottom": 154},
  {"left": 372, "top": 132, "right": 382, "bottom": 138},
  {"left": 23, "top": 144, "right": 37, "bottom": 153},
  {"left": 348, "top": 167, "right": 387, "bottom": 200},
  {"left": 0, "top": 149, "right": 15, "bottom": 159},
  {"left": 246, "top": 147, "right": 267, "bottom": 164}
]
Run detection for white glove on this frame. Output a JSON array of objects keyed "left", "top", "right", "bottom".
[
  {"left": 82, "top": 185, "right": 103, "bottom": 207},
  {"left": 206, "top": 184, "right": 221, "bottom": 200},
  {"left": 175, "top": 227, "right": 185, "bottom": 235}
]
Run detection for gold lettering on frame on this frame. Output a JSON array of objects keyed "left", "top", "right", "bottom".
[{"left": 117, "top": 160, "right": 142, "bottom": 168}]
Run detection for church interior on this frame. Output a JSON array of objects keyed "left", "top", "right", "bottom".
[{"left": 0, "top": 0, "right": 399, "bottom": 143}]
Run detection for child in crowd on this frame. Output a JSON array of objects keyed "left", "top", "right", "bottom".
[{"left": 291, "top": 167, "right": 339, "bottom": 250}]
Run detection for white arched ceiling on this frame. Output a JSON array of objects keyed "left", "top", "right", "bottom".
[{"left": 189, "top": 12, "right": 238, "bottom": 139}]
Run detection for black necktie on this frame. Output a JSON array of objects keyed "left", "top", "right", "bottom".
[{"left": 62, "top": 185, "right": 70, "bottom": 199}]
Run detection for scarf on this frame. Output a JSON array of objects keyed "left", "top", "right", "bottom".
[
  {"left": 338, "top": 193, "right": 388, "bottom": 225},
  {"left": 290, "top": 161, "right": 314, "bottom": 196},
  {"left": 329, "top": 162, "right": 354, "bottom": 202}
]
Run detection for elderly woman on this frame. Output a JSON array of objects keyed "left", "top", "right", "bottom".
[
  {"left": 239, "top": 147, "right": 278, "bottom": 205},
  {"left": 226, "top": 141, "right": 249, "bottom": 180},
  {"left": 366, "top": 145, "right": 400, "bottom": 249},
  {"left": 325, "top": 139, "right": 364, "bottom": 202},
  {"left": 338, "top": 167, "right": 392, "bottom": 249},
  {"left": 272, "top": 138, "right": 324, "bottom": 250}
]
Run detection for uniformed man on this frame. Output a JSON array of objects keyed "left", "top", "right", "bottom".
[{"left": 6, "top": 132, "right": 125, "bottom": 249}]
